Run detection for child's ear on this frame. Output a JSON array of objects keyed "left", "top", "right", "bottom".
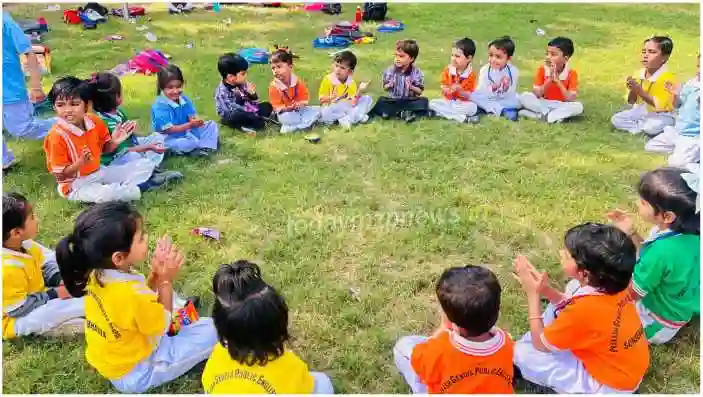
[
  {"left": 662, "top": 210, "right": 677, "bottom": 225},
  {"left": 111, "top": 251, "right": 127, "bottom": 268}
]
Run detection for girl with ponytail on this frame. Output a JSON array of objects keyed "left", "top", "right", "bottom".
[
  {"left": 608, "top": 167, "right": 700, "bottom": 344},
  {"left": 57, "top": 202, "right": 217, "bottom": 393}
]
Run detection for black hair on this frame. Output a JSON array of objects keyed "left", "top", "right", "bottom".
[
  {"left": 638, "top": 167, "right": 699, "bottom": 235},
  {"left": 454, "top": 37, "right": 476, "bottom": 58},
  {"left": 564, "top": 223, "right": 636, "bottom": 294},
  {"left": 645, "top": 36, "right": 674, "bottom": 57},
  {"left": 270, "top": 49, "right": 294, "bottom": 66},
  {"left": 548, "top": 36, "right": 575, "bottom": 58},
  {"left": 48, "top": 76, "right": 91, "bottom": 106},
  {"left": 86, "top": 72, "right": 122, "bottom": 113},
  {"left": 488, "top": 36, "right": 515, "bottom": 57},
  {"left": 212, "top": 260, "right": 289, "bottom": 366},
  {"left": 156, "top": 64, "right": 185, "bottom": 95},
  {"left": 436, "top": 265, "right": 501, "bottom": 337},
  {"left": 56, "top": 202, "right": 142, "bottom": 297},
  {"left": 3, "top": 192, "right": 31, "bottom": 242},
  {"left": 218, "top": 53, "right": 249, "bottom": 79},
  {"left": 334, "top": 50, "right": 357, "bottom": 71},
  {"left": 396, "top": 39, "right": 420, "bottom": 60}
]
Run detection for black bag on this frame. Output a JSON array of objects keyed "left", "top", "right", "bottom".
[
  {"left": 321, "top": 3, "right": 342, "bottom": 15},
  {"left": 82, "top": 2, "right": 109, "bottom": 16},
  {"left": 362, "top": 2, "right": 387, "bottom": 21}
]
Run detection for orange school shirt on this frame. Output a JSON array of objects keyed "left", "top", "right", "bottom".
[
  {"left": 440, "top": 65, "right": 477, "bottom": 101},
  {"left": 268, "top": 74, "right": 310, "bottom": 112},
  {"left": 541, "top": 287, "right": 649, "bottom": 391},
  {"left": 411, "top": 328, "right": 514, "bottom": 394},
  {"left": 43, "top": 114, "right": 111, "bottom": 196},
  {"left": 534, "top": 64, "right": 579, "bottom": 102}
]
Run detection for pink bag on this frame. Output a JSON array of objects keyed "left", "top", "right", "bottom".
[{"left": 128, "top": 50, "right": 168, "bottom": 75}]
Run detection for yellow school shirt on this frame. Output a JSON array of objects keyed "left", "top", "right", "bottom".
[
  {"left": 202, "top": 343, "right": 315, "bottom": 394},
  {"left": 2, "top": 241, "right": 48, "bottom": 339},
  {"left": 84, "top": 269, "right": 170, "bottom": 380},
  {"left": 318, "top": 73, "right": 358, "bottom": 103},
  {"left": 627, "top": 66, "right": 677, "bottom": 112}
]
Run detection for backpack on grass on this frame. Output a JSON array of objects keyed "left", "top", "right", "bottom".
[{"left": 363, "top": 2, "right": 387, "bottom": 21}]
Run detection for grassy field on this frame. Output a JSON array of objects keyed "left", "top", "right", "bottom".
[{"left": 2, "top": 2, "right": 700, "bottom": 394}]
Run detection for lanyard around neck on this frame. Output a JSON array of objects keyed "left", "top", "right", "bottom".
[{"left": 487, "top": 66, "right": 512, "bottom": 87}]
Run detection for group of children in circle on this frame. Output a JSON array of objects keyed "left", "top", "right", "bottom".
[{"left": 3, "top": 26, "right": 701, "bottom": 394}]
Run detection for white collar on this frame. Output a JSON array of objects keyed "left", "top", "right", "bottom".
[
  {"left": 327, "top": 73, "right": 352, "bottom": 87},
  {"left": 449, "top": 64, "right": 472, "bottom": 79},
  {"left": 55, "top": 116, "right": 96, "bottom": 137},
  {"left": 100, "top": 268, "right": 146, "bottom": 283},
  {"left": 161, "top": 94, "right": 187, "bottom": 109},
  {"left": 543, "top": 63, "right": 570, "bottom": 80},
  {"left": 639, "top": 64, "right": 668, "bottom": 82},
  {"left": 273, "top": 74, "right": 298, "bottom": 91},
  {"left": 448, "top": 326, "right": 507, "bottom": 357},
  {"left": 570, "top": 284, "right": 604, "bottom": 298},
  {"left": 2, "top": 240, "right": 36, "bottom": 259}
]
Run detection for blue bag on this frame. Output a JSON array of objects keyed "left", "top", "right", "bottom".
[
  {"left": 313, "top": 36, "right": 351, "bottom": 49},
  {"left": 239, "top": 48, "right": 270, "bottom": 64}
]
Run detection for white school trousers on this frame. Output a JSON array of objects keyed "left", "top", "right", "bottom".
[
  {"left": 13, "top": 297, "right": 85, "bottom": 337},
  {"left": 110, "top": 134, "right": 166, "bottom": 170},
  {"left": 278, "top": 107, "right": 321, "bottom": 133},
  {"left": 161, "top": 121, "right": 219, "bottom": 154},
  {"left": 645, "top": 126, "right": 700, "bottom": 169},
  {"left": 2, "top": 99, "right": 56, "bottom": 167},
  {"left": 513, "top": 280, "right": 638, "bottom": 394},
  {"left": 319, "top": 95, "right": 373, "bottom": 126},
  {"left": 471, "top": 92, "right": 519, "bottom": 115},
  {"left": 611, "top": 104, "right": 675, "bottom": 136},
  {"left": 393, "top": 335, "right": 428, "bottom": 393},
  {"left": 63, "top": 161, "right": 154, "bottom": 203},
  {"left": 111, "top": 317, "right": 218, "bottom": 393},
  {"left": 429, "top": 98, "right": 478, "bottom": 122},
  {"left": 518, "top": 93, "right": 584, "bottom": 123}
]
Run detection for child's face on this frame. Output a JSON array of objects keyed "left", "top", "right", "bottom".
[
  {"left": 116, "top": 93, "right": 123, "bottom": 107},
  {"left": 271, "top": 61, "right": 292, "bottom": 82},
  {"left": 332, "top": 61, "right": 353, "bottom": 81},
  {"left": 487, "top": 45, "right": 510, "bottom": 69},
  {"left": 545, "top": 46, "right": 568, "bottom": 69},
  {"left": 54, "top": 96, "right": 88, "bottom": 126},
  {"left": 163, "top": 80, "right": 183, "bottom": 102},
  {"left": 394, "top": 49, "right": 413, "bottom": 69},
  {"left": 641, "top": 40, "right": 667, "bottom": 70},
  {"left": 451, "top": 48, "right": 471, "bottom": 70},
  {"left": 637, "top": 197, "right": 676, "bottom": 227},
  {"left": 114, "top": 224, "right": 149, "bottom": 271},
  {"left": 559, "top": 249, "right": 587, "bottom": 284},
  {"left": 13, "top": 206, "right": 39, "bottom": 243},
  {"left": 227, "top": 70, "right": 247, "bottom": 85}
]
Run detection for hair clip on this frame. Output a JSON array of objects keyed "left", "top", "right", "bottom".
[{"left": 681, "top": 171, "right": 700, "bottom": 213}]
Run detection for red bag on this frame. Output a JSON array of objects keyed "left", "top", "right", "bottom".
[
  {"left": 63, "top": 10, "right": 81, "bottom": 24},
  {"left": 128, "top": 50, "right": 169, "bottom": 75}
]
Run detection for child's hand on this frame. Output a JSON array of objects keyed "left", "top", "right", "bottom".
[
  {"left": 664, "top": 81, "right": 681, "bottom": 96},
  {"left": 113, "top": 121, "right": 136, "bottom": 144},
  {"left": 606, "top": 209, "right": 635, "bottom": 236},
  {"left": 513, "top": 255, "right": 543, "bottom": 296},
  {"left": 189, "top": 118, "right": 205, "bottom": 128},
  {"left": 291, "top": 102, "right": 303, "bottom": 110},
  {"left": 626, "top": 76, "right": 640, "bottom": 91},
  {"left": 54, "top": 285, "right": 72, "bottom": 299},
  {"left": 149, "top": 143, "right": 167, "bottom": 153},
  {"left": 246, "top": 82, "right": 257, "bottom": 94},
  {"left": 358, "top": 81, "right": 370, "bottom": 92},
  {"left": 79, "top": 147, "right": 93, "bottom": 165},
  {"left": 549, "top": 65, "right": 559, "bottom": 81},
  {"left": 383, "top": 80, "right": 394, "bottom": 90},
  {"left": 405, "top": 78, "right": 412, "bottom": 90},
  {"left": 151, "top": 236, "right": 183, "bottom": 283}
]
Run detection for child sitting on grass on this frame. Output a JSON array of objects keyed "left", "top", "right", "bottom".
[
  {"left": 3, "top": 192, "right": 84, "bottom": 339},
  {"left": 89, "top": 72, "right": 183, "bottom": 191},
  {"left": 608, "top": 167, "right": 699, "bottom": 344},
  {"left": 57, "top": 202, "right": 217, "bottom": 393},
  {"left": 471, "top": 36, "right": 521, "bottom": 121},
  {"left": 43, "top": 76, "right": 152, "bottom": 203},
  {"left": 611, "top": 36, "right": 677, "bottom": 136},
  {"left": 318, "top": 50, "right": 372, "bottom": 129},
  {"left": 152, "top": 64, "right": 219, "bottom": 156},
  {"left": 513, "top": 223, "right": 649, "bottom": 393},
  {"left": 202, "top": 260, "right": 334, "bottom": 394},
  {"left": 370, "top": 39, "right": 429, "bottom": 123},
  {"left": 429, "top": 38, "right": 480, "bottom": 124},
  {"left": 645, "top": 55, "right": 700, "bottom": 172},
  {"left": 518, "top": 37, "right": 584, "bottom": 123},
  {"left": 268, "top": 49, "right": 320, "bottom": 134},
  {"left": 394, "top": 265, "right": 514, "bottom": 394},
  {"left": 215, "top": 53, "right": 274, "bottom": 133}
]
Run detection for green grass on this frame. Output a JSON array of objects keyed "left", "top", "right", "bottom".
[{"left": 3, "top": 2, "right": 700, "bottom": 394}]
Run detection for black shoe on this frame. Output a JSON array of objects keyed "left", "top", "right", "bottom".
[{"left": 403, "top": 111, "right": 416, "bottom": 124}]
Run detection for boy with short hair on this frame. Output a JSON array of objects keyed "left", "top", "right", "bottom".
[
  {"left": 393, "top": 265, "right": 514, "bottom": 394},
  {"left": 370, "top": 39, "right": 429, "bottom": 123},
  {"left": 215, "top": 53, "right": 274, "bottom": 132},
  {"left": 318, "top": 50, "right": 373, "bottom": 129},
  {"left": 513, "top": 223, "right": 649, "bottom": 394},
  {"left": 472, "top": 36, "right": 521, "bottom": 121},
  {"left": 429, "top": 38, "right": 479, "bottom": 124},
  {"left": 518, "top": 37, "right": 584, "bottom": 123},
  {"left": 2, "top": 192, "right": 84, "bottom": 339},
  {"left": 268, "top": 49, "right": 320, "bottom": 134}
]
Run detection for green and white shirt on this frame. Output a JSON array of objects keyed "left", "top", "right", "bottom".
[
  {"left": 632, "top": 229, "right": 700, "bottom": 326},
  {"left": 97, "top": 108, "right": 138, "bottom": 165}
]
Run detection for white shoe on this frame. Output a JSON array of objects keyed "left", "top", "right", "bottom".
[
  {"left": 338, "top": 116, "right": 352, "bottom": 129},
  {"left": 360, "top": 114, "right": 370, "bottom": 123},
  {"left": 280, "top": 125, "right": 295, "bottom": 134}
]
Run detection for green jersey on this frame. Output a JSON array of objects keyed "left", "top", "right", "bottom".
[{"left": 97, "top": 108, "right": 138, "bottom": 165}]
